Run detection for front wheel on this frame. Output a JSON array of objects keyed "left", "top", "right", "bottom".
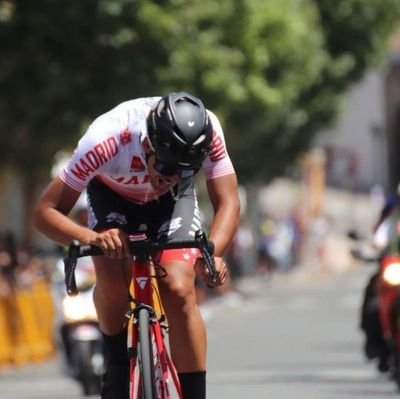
[{"left": 138, "top": 308, "right": 156, "bottom": 399}]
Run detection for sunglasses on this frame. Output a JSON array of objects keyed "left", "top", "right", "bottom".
[{"left": 153, "top": 159, "right": 199, "bottom": 178}]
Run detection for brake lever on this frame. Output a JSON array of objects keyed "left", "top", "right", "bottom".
[
  {"left": 63, "top": 240, "right": 81, "bottom": 296},
  {"left": 195, "top": 230, "right": 217, "bottom": 285}
]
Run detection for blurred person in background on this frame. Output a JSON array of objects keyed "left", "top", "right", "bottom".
[
  {"left": 0, "top": 232, "right": 17, "bottom": 289},
  {"left": 226, "top": 218, "right": 254, "bottom": 281},
  {"left": 257, "top": 212, "right": 277, "bottom": 275},
  {"left": 257, "top": 210, "right": 301, "bottom": 275},
  {"left": 0, "top": 236, "right": 16, "bottom": 319}
]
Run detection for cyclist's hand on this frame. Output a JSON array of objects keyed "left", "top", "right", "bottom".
[
  {"left": 194, "top": 256, "right": 228, "bottom": 287},
  {"left": 92, "top": 228, "right": 130, "bottom": 258}
]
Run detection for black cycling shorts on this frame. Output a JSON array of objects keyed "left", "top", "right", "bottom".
[{"left": 85, "top": 178, "right": 203, "bottom": 264}]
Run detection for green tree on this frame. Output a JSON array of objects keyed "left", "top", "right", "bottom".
[
  {"left": 0, "top": 0, "right": 154, "bottom": 242},
  {"left": 0, "top": 0, "right": 399, "bottom": 242},
  {"left": 0, "top": 0, "right": 150, "bottom": 180},
  {"left": 135, "top": 0, "right": 400, "bottom": 180}
]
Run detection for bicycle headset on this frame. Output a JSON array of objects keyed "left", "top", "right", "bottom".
[{"left": 147, "top": 92, "right": 213, "bottom": 172}]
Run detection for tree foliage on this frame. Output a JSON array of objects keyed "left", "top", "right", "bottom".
[
  {"left": 0, "top": 0, "right": 399, "bottom": 184},
  {"left": 0, "top": 0, "right": 148, "bottom": 180}
]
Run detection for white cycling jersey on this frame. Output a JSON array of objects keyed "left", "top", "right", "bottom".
[{"left": 59, "top": 97, "right": 235, "bottom": 204}]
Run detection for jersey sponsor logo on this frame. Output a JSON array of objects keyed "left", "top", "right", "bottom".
[
  {"left": 71, "top": 137, "right": 118, "bottom": 181},
  {"left": 111, "top": 175, "right": 150, "bottom": 185},
  {"left": 157, "top": 217, "right": 183, "bottom": 238},
  {"left": 209, "top": 130, "right": 226, "bottom": 162},
  {"left": 120, "top": 128, "right": 132, "bottom": 146},
  {"left": 130, "top": 156, "right": 145, "bottom": 171},
  {"left": 105, "top": 211, "right": 128, "bottom": 225}
]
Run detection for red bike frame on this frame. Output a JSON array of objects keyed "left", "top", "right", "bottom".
[{"left": 128, "top": 256, "right": 183, "bottom": 399}]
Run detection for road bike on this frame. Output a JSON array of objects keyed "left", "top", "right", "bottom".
[{"left": 63, "top": 229, "right": 216, "bottom": 399}]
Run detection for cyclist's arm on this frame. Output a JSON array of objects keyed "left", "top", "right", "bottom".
[
  {"left": 34, "top": 176, "right": 97, "bottom": 246},
  {"left": 206, "top": 173, "right": 240, "bottom": 256},
  {"left": 35, "top": 177, "right": 130, "bottom": 258}
]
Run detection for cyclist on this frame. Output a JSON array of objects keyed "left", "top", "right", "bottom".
[{"left": 34, "top": 92, "right": 240, "bottom": 399}]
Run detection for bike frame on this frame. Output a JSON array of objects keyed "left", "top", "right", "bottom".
[
  {"left": 128, "top": 256, "right": 183, "bottom": 399},
  {"left": 63, "top": 229, "right": 215, "bottom": 399}
]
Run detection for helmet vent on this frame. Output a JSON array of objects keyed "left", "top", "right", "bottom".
[
  {"left": 193, "top": 134, "right": 206, "bottom": 145},
  {"left": 172, "top": 131, "right": 187, "bottom": 144},
  {"left": 156, "top": 99, "right": 173, "bottom": 122}
]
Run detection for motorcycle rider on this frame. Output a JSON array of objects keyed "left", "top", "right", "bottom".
[{"left": 360, "top": 185, "right": 400, "bottom": 371}]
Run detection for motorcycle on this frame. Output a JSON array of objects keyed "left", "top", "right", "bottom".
[
  {"left": 349, "top": 229, "right": 400, "bottom": 388},
  {"left": 52, "top": 256, "right": 104, "bottom": 396}
]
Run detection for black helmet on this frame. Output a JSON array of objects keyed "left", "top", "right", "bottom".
[{"left": 147, "top": 92, "right": 213, "bottom": 170}]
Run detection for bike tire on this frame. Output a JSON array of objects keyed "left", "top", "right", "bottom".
[{"left": 138, "top": 308, "right": 156, "bottom": 399}]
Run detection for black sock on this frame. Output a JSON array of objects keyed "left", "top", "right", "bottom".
[
  {"left": 102, "top": 328, "right": 128, "bottom": 367},
  {"left": 178, "top": 371, "right": 206, "bottom": 399}
]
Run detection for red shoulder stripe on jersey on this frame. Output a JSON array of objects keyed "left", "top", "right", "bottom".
[{"left": 209, "top": 131, "right": 226, "bottom": 162}]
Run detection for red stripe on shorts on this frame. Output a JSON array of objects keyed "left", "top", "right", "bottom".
[{"left": 158, "top": 248, "right": 200, "bottom": 265}]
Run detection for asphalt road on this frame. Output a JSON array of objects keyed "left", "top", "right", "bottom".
[
  {"left": 207, "top": 266, "right": 397, "bottom": 399},
  {"left": 1, "top": 265, "right": 398, "bottom": 398}
]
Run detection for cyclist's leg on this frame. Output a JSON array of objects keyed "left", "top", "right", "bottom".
[
  {"left": 86, "top": 179, "right": 138, "bottom": 398},
  {"left": 91, "top": 256, "right": 131, "bottom": 398},
  {"left": 93, "top": 257, "right": 131, "bottom": 399},
  {"left": 153, "top": 180, "right": 208, "bottom": 398},
  {"left": 157, "top": 259, "right": 205, "bottom": 369},
  {"left": 92, "top": 257, "right": 130, "bottom": 334},
  {"left": 87, "top": 179, "right": 134, "bottom": 335},
  {"left": 157, "top": 259, "right": 207, "bottom": 399}
]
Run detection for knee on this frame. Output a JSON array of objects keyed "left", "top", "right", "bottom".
[
  {"left": 93, "top": 283, "right": 128, "bottom": 307},
  {"left": 94, "top": 259, "right": 130, "bottom": 301},
  {"left": 94, "top": 272, "right": 129, "bottom": 304},
  {"left": 163, "top": 279, "right": 197, "bottom": 312}
]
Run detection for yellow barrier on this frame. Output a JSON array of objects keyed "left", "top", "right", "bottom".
[
  {"left": 30, "top": 279, "right": 56, "bottom": 356},
  {"left": 0, "top": 271, "right": 162, "bottom": 368},
  {"left": 0, "top": 278, "right": 56, "bottom": 368},
  {"left": 0, "top": 295, "right": 14, "bottom": 366}
]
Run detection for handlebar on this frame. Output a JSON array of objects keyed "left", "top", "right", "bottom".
[{"left": 63, "top": 230, "right": 216, "bottom": 296}]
